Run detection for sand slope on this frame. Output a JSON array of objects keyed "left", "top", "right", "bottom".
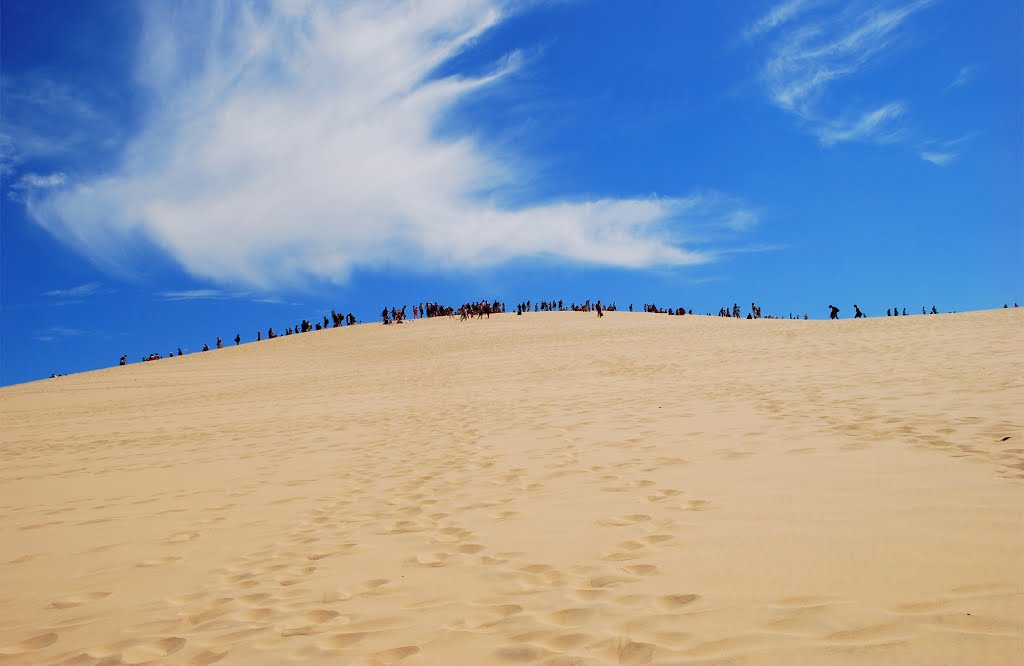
[{"left": 1, "top": 309, "right": 1022, "bottom": 665}]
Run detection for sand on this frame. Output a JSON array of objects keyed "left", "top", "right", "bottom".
[{"left": 1, "top": 308, "right": 1022, "bottom": 665}]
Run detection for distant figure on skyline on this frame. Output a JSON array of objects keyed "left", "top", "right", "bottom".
[
  {"left": 902, "top": 308, "right": 907, "bottom": 316},
  {"left": 235, "top": 333, "right": 240, "bottom": 345},
  {"left": 854, "top": 304, "right": 864, "bottom": 319},
  {"left": 829, "top": 305, "right": 839, "bottom": 320},
  {"left": 257, "top": 331, "right": 261, "bottom": 341},
  {"left": 119, "top": 355, "right": 127, "bottom": 366},
  {"left": 178, "top": 348, "right": 183, "bottom": 356},
  {"left": 887, "top": 308, "right": 892, "bottom": 316},
  {"left": 203, "top": 343, "right": 210, "bottom": 351},
  {"left": 216, "top": 337, "right": 222, "bottom": 349}
]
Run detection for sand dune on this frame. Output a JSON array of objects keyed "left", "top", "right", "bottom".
[{"left": 1, "top": 309, "right": 1022, "bottom": 665}]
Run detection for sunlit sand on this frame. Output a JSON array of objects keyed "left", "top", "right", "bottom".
[{"left": 1, "top": 309, "right": 1021, "bottom": 664}]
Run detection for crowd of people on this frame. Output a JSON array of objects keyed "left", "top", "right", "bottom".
[{"left": 108, "top": 299, "right": 1019, "bottom": 369}]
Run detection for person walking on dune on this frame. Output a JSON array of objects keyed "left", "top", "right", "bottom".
[
  {"left": 829, "top": 305, "right": 839, "bottom": 320},
  {"left": 854, "top": 304, "right": 864, "bottom": 319}
]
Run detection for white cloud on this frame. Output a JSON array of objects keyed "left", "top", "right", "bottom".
[
  {"left": 0, "top": 75, "right": 110, "bottom": 175},
  {"left": 919, "top": 151, "right": 955, "bottom": 166},
  {"left": 43, "top": 281, "right": 103, "bottom": 298},
  {"left": 916, "top": 131, "right": 976, "bottom": 166},
  {"left": 816, "top": 102, "right": 905, "bottom": 146},
  {"left": 947, "top": 65, "right": 974, "bottom": 89},
  {"left": 753, "top": 0, "right": 932, "bottom": 145},
  {"left": 744, "top": 0, "right": 819, "bottom": 40},
  {"left": 161, "top": 289, "right": 226, "bottom": 301},
  {"left": 24, "top": 0, "right": 759, "bottom": 289},
  {"left": 7, "top": 171, "right": 67, "bottom": 201},
  {"left": 34, "top": 326, "right": 87, "bottom": 342}
]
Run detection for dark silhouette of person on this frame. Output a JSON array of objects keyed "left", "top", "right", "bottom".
[
  {"left": 235, "top": 334, "right": 240, "bottom": 345},
  {"left": 854, "top": 304, "right": 864, "bottom": 318},
  {"left": 178, "top": 347, "right": 183, "bottom": 356},
  {"left": 119, "top": 355, "right": 127, "bottom": 366},
  {"left": 828, "top": 305, "right": 839, "bottom": 320},
  {"left": 894, "top": 308, "right": 899, "bottom": 317},
  {"left": 887, "top": 308, "right": 891, "bottom": 316},
  {"left": 931, "top": 306, "right": 938, "bottom": 314},
  {"left": 203, "top": 343, "right": 210, "bottom": 351},
  {"left": 257, "top": 331, "right": 261, "bottom": 341},
  {"left": 216, "top": 337, "right": 223, "bottom": 349},
  {"left": 902, "top": 308, "right": 907, "bottom": 316},
  {"left": 268, "top": 328, "right": 276, "bottom": 339}
]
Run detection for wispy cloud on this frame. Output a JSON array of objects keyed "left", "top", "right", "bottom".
[
  {"left": 8, "top": 171, "right": 67, "bottom": 201},
  {"left": 0, "top": 74, "right": 112, "bottom": 175},
  {"left": 816, "top": 102, "right": 906, "bottom": 146},
  {"left": 35, "top": 326, "right": 87, "bottom": 342},
  {"left": 744, "top": 0, "right": 819, "bottom": 40},
  {"left": 917, "top": 131, "right": 977, "bottom": 166},
  {"left": 24, "top": 1, "right": 760, "bottom": 289},
  {"left": 161, "top": 289, "right": 225, "bottom": 301},
  {"left": 43, "top": 281, "right": 104, "bottom": 298},
  {"left": 919, "top": 151, "right": 955, "bottom": 166},
  {"left": 751, "top": 0, "right": 933, "bottom": 145},
  {"left": 947, "top": 65, "right": 974, "bottom": 90}
]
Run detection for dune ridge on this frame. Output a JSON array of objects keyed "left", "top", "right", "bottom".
[{"left": 1, "top": 309, "right": 1022, "bottom": 664}]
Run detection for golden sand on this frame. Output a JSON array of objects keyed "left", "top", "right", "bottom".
[{"left": 1, "top": 309, "right": 1022, "bottom": 664}]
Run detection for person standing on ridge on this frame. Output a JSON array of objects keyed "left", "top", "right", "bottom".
[
  {"left": 829, "top": 305, "right": 840, "bottom": 320},
  {"left": 854, "top": 304, "right": 864, "bottom": 319},
  {"left": 235, "top": 333, "right": 240, "bottom": 345}
]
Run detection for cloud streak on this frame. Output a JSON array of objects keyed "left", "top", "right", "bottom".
[
  {"left": 23, "top": 0, "right": 759, "bottom": 290},
  {"left": 751, "top": 0, "right": 932, "bottom": 145},
  {"left": 43, "top": 281, "right": 104, "bottom": 298}
]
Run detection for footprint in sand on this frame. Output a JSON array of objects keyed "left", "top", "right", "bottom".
[
  {"left": 119, "top": 637, "right": 186, "bottom": 662},
  {"left": 0, "top": 633, "right": 59, "bottom": 655},
  {"left": 597, "top": 514, "right": 652, "bottom": 527},
  {"left": 47, "top": 591, "right": 111, "bottom": 610},
  {"left": 136, "top": 555, "right": 182, "bottom": 567},
  {"left": 658, "top": 593, "right": 701, "bottom": 610},
  {"left": 165, "top": 530, "right": 200, "bottom": 544}
]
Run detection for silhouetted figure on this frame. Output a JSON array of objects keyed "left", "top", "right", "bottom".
[
  {"left": 119, "top": 355, "right": 127, "bottom": 366},
  {"left": 854, "top": 304, "right": 864, "bottom": 319},
  {"left": 257, "top": 331, "right": 261, "bottom": 341},
  {"left": 203, "top": 343, "right": 210, "bottom": 351},
  {"left": 829, "top": 305, "right": 839, "bottom": 320},
  {"left": 931, "top": 306, "right": 938, "bottom": 314},
  {"left": 268, "top": 328, "right": 276, "bottom": 339},
  {"left": 216, "top": 337, "right": 223, "bottom": 349},
  {"left": 902, "top": 308, "right": 907, "bottom": 316},
  {"left": 178, "top": 347, "right": 183, "bottom": 356},
  {"left": 894, "top": 308, "right": 899, "bottom": 317},
  {"left": 235, "top": 334, "right": 240, "bottom": 345},
  {"left": 887, "top": 308, "right": 891, "bottom": 316},
  {"left": 381, "top": 307, "right": 390, "bottom": 325},
  {"left": 596, "top": 301, "right": 604, "bottom": 318}
]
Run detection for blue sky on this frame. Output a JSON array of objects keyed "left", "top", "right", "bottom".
[{"left": 1, "top": 0, "right": 1021, "bottom": 385}]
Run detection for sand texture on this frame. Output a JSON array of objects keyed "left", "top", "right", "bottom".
[{"left": 1, "top": 309, "right": 1022, "bottom": 665}]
